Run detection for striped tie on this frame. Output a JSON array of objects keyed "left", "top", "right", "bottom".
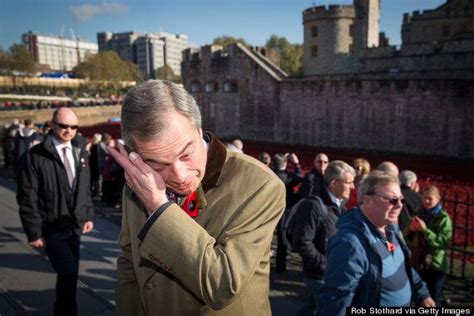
[{"left": 62, "top": 147, "right": 74, "bottom": 188}]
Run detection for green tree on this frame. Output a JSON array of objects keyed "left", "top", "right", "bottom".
[
  {"left": 73, "top": 51, "right": 142, "bottom": 82},
  {"left": 266, "top": 35, "right": 303, "bottom": 77},
  {"left": 154, "top": 64, "right": 177, "bottom": 81},
  {"left": 213, "top": 35, "right": 250, "bottom": 49}
]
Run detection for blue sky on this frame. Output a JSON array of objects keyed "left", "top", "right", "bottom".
[{"left": 0, "top": 0, "right": 446, "bottom": 50}]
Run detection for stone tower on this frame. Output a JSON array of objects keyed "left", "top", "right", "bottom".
[
  {"left": 354, "top": 0, "right": 380, "bottom": 51},
  {"left": 302, "top": 0, "right": 381, "bottom": 75}
]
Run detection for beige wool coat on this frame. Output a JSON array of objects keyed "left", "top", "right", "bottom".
[{"left": 116, "top": 133, "right": 286, "bottom": 315}]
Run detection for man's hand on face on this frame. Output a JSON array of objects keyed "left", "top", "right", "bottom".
[
  {"left": 108, "top": 143, "right": 168, "bottom": 215},
  {"left": 29, "top": 238, "right": 45, "bottom": 249}
]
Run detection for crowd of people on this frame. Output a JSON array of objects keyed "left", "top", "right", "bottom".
[
  {"left": 258, "top": 151, "right": 453, "bottom": 315},
  {"left": 3, "top": 79, "right": 456, "bottom": 315}
]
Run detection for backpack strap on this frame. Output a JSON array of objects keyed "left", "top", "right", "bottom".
[{"left": 308, "top": 195, "right": 329, "bottom": 228}]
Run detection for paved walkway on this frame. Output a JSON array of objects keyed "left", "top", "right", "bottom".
[{"left": 0, "top": 175, "right": 306, "bottom": 315}]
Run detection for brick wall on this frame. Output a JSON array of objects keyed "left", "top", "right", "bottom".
[{"left": 183, "top": 44, "right": 474, "bottom": 159}]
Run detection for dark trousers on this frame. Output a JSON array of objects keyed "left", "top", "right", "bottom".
[
  {"left": 44, "top": 227, "right": 80, "bottom": 316},
  {"left": 422, "top": 268, "right": 446, "bottom": 307},
  {"left": 276, "top": 219, "right": 287, "bottom": 272}
]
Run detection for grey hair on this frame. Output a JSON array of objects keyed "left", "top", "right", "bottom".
[
  {"left": 376, "top": 161, "right": 399, "bottom": 177},
  {"left": 399, "top": 170, "right": 417, "bottom": 187},
  {"left": 121, "top": 80, "right": 202, "bottom": 150},
  {"left": 324, "top": 160, "right": 355, "bottom": 185},
  {"left": 358, "top": 170, "right": 400, "bottom": 202}
]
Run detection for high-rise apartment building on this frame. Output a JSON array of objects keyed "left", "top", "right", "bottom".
[
  {"left": 97, "top": 31, "right": 189, "bottom": 78},
  {"left": 22, "top": 31, "right": 98, "bottom": 71}
]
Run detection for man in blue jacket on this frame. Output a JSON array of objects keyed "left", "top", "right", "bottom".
[{"left": 317, "top": 171, "right": 435, "bottom": 316}]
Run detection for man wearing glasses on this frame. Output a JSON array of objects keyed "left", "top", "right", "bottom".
[
  {"left": 317, "top": 171, "right": 434, "bottom": 316},
  {"left": 299, "top": 153, "right": 329, "bottom": 198},
  {"left": 17, "top": 107, "right": 94, "bottom": 316},
  {"left": 292, "top": 160, "right": 355, "bottom": 315}
]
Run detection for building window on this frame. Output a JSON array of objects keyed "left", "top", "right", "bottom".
[
  {"left": 205, "top": 82, "right": 218, "bottom": 93},
  {"left": 349, "top": 24, "right": 355, "bottom": 37},
  {"left": 223, "top": 81, "right": 238, "bottom": 93},
  {"left": 311, "top": 45, "right": 318, "bottom": 57},
  {"left": 190, "top": 82, "right": 201, "bottom": 93},
  {"left": 311, "top": 26, "right": 318, "bottom": 38}
]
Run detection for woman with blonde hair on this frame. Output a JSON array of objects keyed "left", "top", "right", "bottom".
[{"left": 346, "top": 158, "right": 371, "bottom": 209}]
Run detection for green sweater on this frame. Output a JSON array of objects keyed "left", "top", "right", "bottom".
[{"left": 407, "top": 209, "right": 453, "bottom": 272}]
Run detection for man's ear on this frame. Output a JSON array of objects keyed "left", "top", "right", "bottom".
[{"left": 329, "top": 179, "right": 337, "bottom": 190}]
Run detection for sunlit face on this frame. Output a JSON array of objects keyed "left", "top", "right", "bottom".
[
  {"left": 314, "top": 154, "right": 329, "bottom": 174},
  {"left": 51, "top": 109, "right": 78, "bottom": 144},
  {"left": 362, "top": 183, "right": 403, "bottom": 228},
  {"left": 134, "top": 111, "right": 207, "bottom": 196},
  {"left": 423, "top": 193, "right": 440, "bottom": 210},
  {"left": 329, "top": 172, "right": 355, "bottom": 200}
]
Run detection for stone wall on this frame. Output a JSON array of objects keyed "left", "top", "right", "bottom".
[
  {"left": 402, "top": 0, "right": 474, "bottom": 45},
  {"left": 182, "top": 44, "right": 474, "bottom": 159}
]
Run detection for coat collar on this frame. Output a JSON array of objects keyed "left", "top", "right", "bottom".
[{"left": 201, "top": 132, "right": 227, "bottom": 193}]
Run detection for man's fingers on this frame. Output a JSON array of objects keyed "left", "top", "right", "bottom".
[
  {"left": 116, "top": 142, "right": 128, "bottom": 156},
  {"left": 129, "top": 152, "right": 154, "bottom": 174},
  {"left": 108, "top": 145, "right": 135, "bottom": 171}
]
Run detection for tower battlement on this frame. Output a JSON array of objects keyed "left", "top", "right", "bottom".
[{"left": 303, "top": 5, "right": 356, "bottom": 22}]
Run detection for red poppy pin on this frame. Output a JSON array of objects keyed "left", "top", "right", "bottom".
[
  {"left": 387, "top": 241, "right": 397, "bottom": 252},
  {"left": 181, "top": 191, "right": 200, "bottom": 218}
]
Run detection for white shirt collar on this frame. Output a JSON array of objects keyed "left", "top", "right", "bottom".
[
  {"left": 326, "top": 186, "right": 344, "bottom": 208},
  {"left": 52, "top": 136, "right": 72, "bottom": 150}
]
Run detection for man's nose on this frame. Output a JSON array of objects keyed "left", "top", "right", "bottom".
[{"left": 170, "top": 163, "right": 188, "bottom": 183}]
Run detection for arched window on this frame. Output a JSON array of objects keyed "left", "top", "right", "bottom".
[
  {"left": 223, "top": 81, "right": 238, "bottom": 93},
  {"left": 190, "top": 82, "right": 201, "bottom": 93},
  {"left": 205, "top": 81, "right": 218, "bottom": 93}
]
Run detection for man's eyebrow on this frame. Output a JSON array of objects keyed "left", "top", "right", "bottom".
[{"left": 144, "top": 141, "right": 193, "bottom": 164}]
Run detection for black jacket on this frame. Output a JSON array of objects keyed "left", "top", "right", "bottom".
[
  {"left": 275, "top": 164, "right": 303, "bottom": 209},
  {"left": 399, "top": 185, "right": 423, "bottom": 232},
  {"left": 292, "top": 187, "right": 343, "bottom": 279},
  {"left": 298, "top": 168, "right": 324, "bottom": 198},
  {"left": 17, "top": 134, "right": 94, "bottom": 241}
]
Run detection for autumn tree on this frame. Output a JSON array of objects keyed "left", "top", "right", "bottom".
[
  {"left": 154, "top": 64, "right": 181, "bottom": 83},
  {"left": 0, "top": 44, "right": 34, "bottom": 74},
  {"left": 266, "top": 35, "right": 303, "bottom": 77},
  {"left": 213, "top": 35, "right": 249, "bottom": 49},
  {"left": 73, "top": 51, "right": 142, "bottom": 82}
]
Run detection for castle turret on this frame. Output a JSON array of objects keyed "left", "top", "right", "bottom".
[
  {"left": 302, "top": 0, "right": 381, "bottom": 76},
  {"left": 303, "top": 5, "right": 357, "bottom": 75}
]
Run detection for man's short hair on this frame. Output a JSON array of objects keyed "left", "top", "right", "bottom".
[
  {"left": 376, "top": 161, "right": 399, "bottom": 177},
  {"left": 273, "top": 153, "right": 288, "bottom": 170},
  {"left": 258, "top": 152, "right": 271, "bottom": 165},
  {"left": 358, "top": 170, "right": 400, "bottom": 202},
  {"left": 323, "top": 160, "right": 355, "bottom": 185},
  {"left": 121, "top": 80, "right": 202, "bottom": 150},
  {"left": 399, "top": 170, "right": 417, "bottom": 187}
]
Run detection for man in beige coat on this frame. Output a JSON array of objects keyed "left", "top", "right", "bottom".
[{"left": 108, "top": 80, "right": 286, "bottom": 315}]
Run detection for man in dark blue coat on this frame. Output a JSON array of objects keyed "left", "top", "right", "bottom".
[
  {"left": 17, "top": 107, "right": 94, "bottom": 316},
  {"left": 317, "top": 171, "right": 434, "bottom": 316}
]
